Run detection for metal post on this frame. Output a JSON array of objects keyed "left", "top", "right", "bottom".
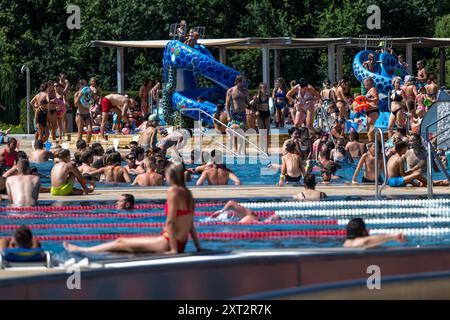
[
  {"left": 219, "top": 48, "right": 227, "bottom": 65},
  {"left": 405, "top": 43, "right": 413, "bottom": 75},
  {"left": 327, "top": 44, "right": 336, "bottom": 84},
  {"left": 336, "top": 46, "right": 343, "bottom": 81},
  {"left": 21, "top": 65, "right": 31, "bottom": 134},
  {"left": 261, "top": 46, "right": 270, "bottom": 86},
  {"left": 440, "top": 47, "right": 446, "bottom": 88},
  {"left": 427, "top": 141, "right": 433, "bottom": 199},
  {"left": 273, "top": 49, "right": 280, "bottom": 86},
  {"left": 117, "top": 47, "right": 125, "bottom": 94},
  {"left": 375, "top": 131, "right": 379, "bottom": 199}
]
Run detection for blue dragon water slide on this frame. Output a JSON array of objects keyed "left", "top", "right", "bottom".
[
  {"left": 162, "top": 40, "right": 241, "bottom": 125},
  {"left": 352, "top": 50, "right": 409, "bottom": 129}
]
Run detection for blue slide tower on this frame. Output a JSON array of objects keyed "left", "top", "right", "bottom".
[{"left": 162, "top": 40, "right": 241, "bottom": 125}]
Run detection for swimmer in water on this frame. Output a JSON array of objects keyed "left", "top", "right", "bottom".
[
  {"left": 211, "top": 200, "right": 280, "bottom": 223},
  {"left": 343, "top": 218, "right": 406, "bottom": 248}
]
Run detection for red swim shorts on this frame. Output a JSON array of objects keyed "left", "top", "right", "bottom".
[{"left": 101, "top": 97, "right": 114, "bottom": 113}]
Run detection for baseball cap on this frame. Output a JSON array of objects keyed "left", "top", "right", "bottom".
[{"left": 148, "top": 114, "right": 161, "bottom": 122}]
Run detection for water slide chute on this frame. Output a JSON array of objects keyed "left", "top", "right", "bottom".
[{"left": 162, "top": 40, "right": 241, "bottom": 125}]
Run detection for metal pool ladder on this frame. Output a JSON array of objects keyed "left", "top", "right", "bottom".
[
  {"left": 179, "top": 108, "right": 271, "bottom": 161},
  {"left": 374, "top": 128, "right": 388, "bottom": 199},
  {"left": 425, "top": 112, "right": 450, "bottom": 199}
]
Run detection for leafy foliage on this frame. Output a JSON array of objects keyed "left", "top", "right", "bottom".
[{"left": 0, "top": 0, "right": 449, "bottom": 124}]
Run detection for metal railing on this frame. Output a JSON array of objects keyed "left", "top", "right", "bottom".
[
  {"left": 180, "top": 108, "right": 270, "bottom": 159},
  {"left": 427, "top": 141, "right": 434, "bottom": 199},
  {"left": 317, "top": 104, "right": 335, "bottom": 143},
  {"left": 424, "top": 113, "right": 450, "bottom": 198},
  {"left": 374, "top": 128, "right": 388, "bottom": 199}
]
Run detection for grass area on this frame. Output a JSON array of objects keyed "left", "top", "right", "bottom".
[{"left": 0, "top": 123, "right": 25, "bottom": 134}]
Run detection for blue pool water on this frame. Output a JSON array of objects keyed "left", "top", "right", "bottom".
[
  {"left": 29, "top": 158, "right": 449, "bottom": 187},
  {"left": 1, "top": 197, "right": 450, "bottom": 261}
]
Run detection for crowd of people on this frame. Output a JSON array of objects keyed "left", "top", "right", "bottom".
[
  {"left": 31, "top": 75, "right": 161, "bottom": 146},
  {"left": 1, "top": 40, "right": 444, "bottom": 257}
]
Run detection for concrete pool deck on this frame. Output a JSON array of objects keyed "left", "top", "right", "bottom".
[{"left": 36, "top": 185, "right": 449, "bottom": 201}]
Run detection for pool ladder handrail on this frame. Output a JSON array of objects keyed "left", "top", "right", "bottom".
[
  {"left": 374, "top": 128, "right": 388, "bottom": 199},
  {"left": 180, "top": 108, "right": 270, "bottom": 160},
  {"left": 317, "top": 104, "right": 335, "bottom": 144},
  {"left": 424, "top": 112, "right": 450, "bottom": 199}
]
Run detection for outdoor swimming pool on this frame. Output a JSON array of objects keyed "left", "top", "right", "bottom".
[
  {"left": 29, "top": 158, "right": 450, "bottom": 187},
  {"left": 1, "top": 197, "right": 450, "bottom": 260}
]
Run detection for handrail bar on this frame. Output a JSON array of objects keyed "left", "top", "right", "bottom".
[
  {"left": 181, "top": 108, "right": 270, "bottom": 159},
  {"left": 374, "top": 128, "right": 388, "bottom": 199}
]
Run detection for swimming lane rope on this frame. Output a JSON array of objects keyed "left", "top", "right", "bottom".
[
  {"left": 275, "top": 207, "right": 450, "bottom": 217},
  {"left": 241, "top": 198, "right": 450, "bottom": 209},
  {"left": 33, "top": 230, "right": 347, "bottom": 241},
  {"left": 0, "top": 211, "right": 276, "bottom": 220},
  {"left": 0, "top": 202, "right": 224, "bottom": 213},
  {"left": 0, "top": 219, "right": 338, "bottom": 230},
  {"left": 31, "top": 227, "right": 450, "bottom": 242}
]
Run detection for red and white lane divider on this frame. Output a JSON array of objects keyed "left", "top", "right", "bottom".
[
  {"left": 31, "top": 227, "right": 450, "bottom": 242},
  {"left": 34, "top": 230, "right": 347, "bottom": 242},
  {"left": 0, "top": 202, "right": 224, "bottom": 213},
  {"left": 0, "top": 219, "right": 339, "bottom": 230},
  {"left": 0, "top": 211, "right": 276, "bottom": 220},
  {"left": 275, "top": 207, "right": 450, "bottom": 217}
]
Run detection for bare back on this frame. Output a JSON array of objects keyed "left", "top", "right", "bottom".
[{"left": 6, "top": 175, "right": 41, "bottom": 207}]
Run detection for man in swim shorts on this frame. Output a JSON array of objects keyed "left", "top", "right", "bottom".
[
  {"left": 387, "top": 141, "right": 426, "bottom": 187},
  {"left": 225, "top": 75, "right": 250, "bottom": 129},
  {"left": 100, "top": 94, "right": 137, "bottom": 139},
  {"left": 50, "top": 149, "right": 95, "bottom": 196}
]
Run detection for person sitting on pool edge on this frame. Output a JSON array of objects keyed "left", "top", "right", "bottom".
[
  {"left": 116, "top": 194, "right": 135, "bottom": 210},
  {"left": 278, "top": 140, "right": 304, "bottom": 186},
  {"left": 5, "top": 159, "right": 41, "bottom": 207},
  {"left": 352, "top": 142, "right": 384, "bottom": 185},
  {"left": 30, "top": 139, "right": 55, "bottom": 163},
  {"left": 0, "top": 225, "right": 41, "bottom": 251},
  {"left": 50, "top": 149, "right": 95, "bottom": 196},
  {"left": 132, "top": 157, "right": 164, "bottom": 187},
  {"left": 64, "top": 163, "right": 202, "bottom": 254},
  {"left": 343, "top": 218, "right": 406, "bottom": 249},
  {"left": 387, "top": 141, "right": 427, "bottom": 187},
  {"left": 293, "top": 174, "right": 327, "bottom": 201}
]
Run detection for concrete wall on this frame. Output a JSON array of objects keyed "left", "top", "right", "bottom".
[{"left": 2, "top": 247, "right": 450, "bottom": 299}]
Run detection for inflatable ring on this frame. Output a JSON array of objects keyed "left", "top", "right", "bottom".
[
  {"left": 353, "top": 95, "right": 369, "bottom": 113},
  {"left": 79, "top": 86, "right": 94, "bottom": 108}
]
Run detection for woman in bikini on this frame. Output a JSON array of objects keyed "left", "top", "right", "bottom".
[
  {"left": 64, "top": 163, "right": 202, "bottom": 254},
  {"left": 320, "top": 79, "right": 336, "bottom": 108},
  {"left": 250, "top": 83, "right": 271, "bottom": 151},
  {"left": 403, "top": 76, "right": 418, "bottom": 115},
  {"left": 335, "top": 79, "right": 350, "bottom": 120},
  {"left": 272, "top": 78, "right": 287, "bottom": 128},
  {"left": 288, "top": 78, "right": 320, "bottom": 130},
  {"left": 364, "top": 77, "right": 380, "bottom": 142},
  {"left": 388, "top": 77, "right": 407, "bottom": 138},
  {"left": 139, "top": 79, "right": 152, "bottom": 116},
  {"left": 54, "top": 83, "right": 67, "bottom": 143},
  {"left": 75, "top": 80, "right": 93, "bottom": 143},
  {"left": 46, "top": 81, "right": 59, "bottom": 143},
  {"left": 30, "top": 83, "right": 50, "bottom": 143}
]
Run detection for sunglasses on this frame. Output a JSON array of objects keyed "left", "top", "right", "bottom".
[{"left": 127, "top": 157, "right": 136, "bottom": 161}]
